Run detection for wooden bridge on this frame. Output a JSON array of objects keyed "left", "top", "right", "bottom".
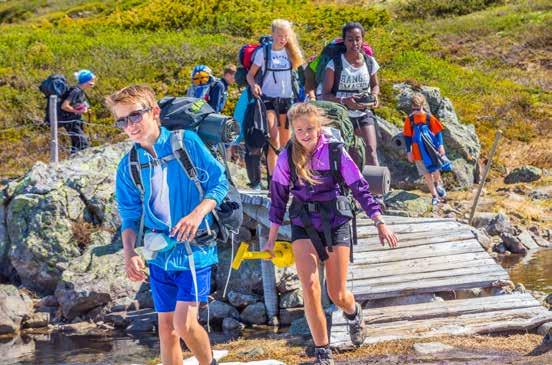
[{"left": 239, "top": 190, "right": 552, "bottom": 349}]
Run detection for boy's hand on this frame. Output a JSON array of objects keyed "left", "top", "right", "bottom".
[
  {"left": 438, "top": 146, "right": 445, "bottom": 156},
  {"left": 407, "top": 151, "right": 414, "bottom": 163},
  {"left": 124, "top": 249, "right": 147, "bottom": 282},
  {"left": 171, "top": 211, "right": 204, "bottom": 242}
]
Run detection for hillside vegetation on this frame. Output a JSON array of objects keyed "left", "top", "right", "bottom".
[{"left": 0, "top": 0, "right": 550, "bottom": 178}]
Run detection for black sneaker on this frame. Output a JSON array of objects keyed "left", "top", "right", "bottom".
[
  {"left": 313, "top": 347, "right": 334, "bottom": 365},
  {"left": 344, "top": 302, "right": 366, "bottom": 346}
]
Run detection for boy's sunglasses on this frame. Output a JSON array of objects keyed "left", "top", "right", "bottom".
[{"left": 115, "top": 107, "right": 151, "bottom": 129}]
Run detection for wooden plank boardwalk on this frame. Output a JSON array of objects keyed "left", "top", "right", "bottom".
[
  {"left": 239, "top": 190, "right": 552, "bottom": 347},
  {"left": 330, "top": 293, "right": 552, "bottom": 348}
]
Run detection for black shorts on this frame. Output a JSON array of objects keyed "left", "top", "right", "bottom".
[
  {"left": 263, "top": 97, "right": 293, "bottom": 127},
  {"left": 350, "top": 110, "right": 376, "bottom": 129},
  {"left": 291, "top": 221, "right": 351, "bottom": 247}
]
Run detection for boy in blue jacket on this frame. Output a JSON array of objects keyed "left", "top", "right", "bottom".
[{"left": 107, "top": 84, "right": 228, "bottom": 365}]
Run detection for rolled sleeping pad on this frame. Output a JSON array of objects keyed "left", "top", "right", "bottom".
[
  {"left": 391, "top": 132, "right": 405, "bottom": 150},
  {"left": 197, "top": 114, "right": 240, "bottom": 145},
  {"left": 362, "top": 165, "right": 391, "bottom": 196}
]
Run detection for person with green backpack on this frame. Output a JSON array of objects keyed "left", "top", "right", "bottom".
[{"left": 321, "top": 22, "right": 381, "bottom": 167}]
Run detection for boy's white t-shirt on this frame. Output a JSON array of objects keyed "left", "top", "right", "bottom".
[
  {"left": 326, "top": 54, "right": 380, "bottom": 118},
  {"left": 253, "top": 47, "right": 293, "bottom": 98},
  {"left": 150, "top": 163, "right": 171, "bottom": 227}
]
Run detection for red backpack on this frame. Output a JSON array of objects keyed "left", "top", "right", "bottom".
[{"left": 235, "top": 35, "right": 273, "bottom": 87}]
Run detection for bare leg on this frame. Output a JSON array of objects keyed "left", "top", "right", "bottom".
[
  {"left": 325, "top": 245, "right": 356, "bottom": 315},
  {"left": 158, "top": 312, "right": 183, "bottom": 365},
  {"left": 292, "top": 239, "right": 328, "bottom": 346},
  {"left": 278, "top": 113, "right": 291, "bottom": 151},
  {"left": 354, "top": 125, "right": 379, "bottom": 166},
  {"left": 432, "top": 170, "right": 442, "bottom": 186},
  {"left": 266, "top": 110, "right": 279, "bottom": 176},
  {"left": 423, "top": 173, "right": 438, "bottom": 196},
  {"left": 173, "top": 302, "right": 213, "bottom": 365}
]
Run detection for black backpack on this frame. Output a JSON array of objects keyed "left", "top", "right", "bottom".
[
  {"left": 158, "top": 96, "right": 239, "bottom": 146},
  {"left": 39, "top": 74, "right": 73, "bottom": 123},
  {"left": 243, "top": 94, "right": 270, "bottom": 150},
  {"left": 39, "top": 74, "right": 69, "bottom": 98}
]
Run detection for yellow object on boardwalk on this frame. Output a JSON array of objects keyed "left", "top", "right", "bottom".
[{"left": 231, "top": 241, "right": 294, "bottom": 269}]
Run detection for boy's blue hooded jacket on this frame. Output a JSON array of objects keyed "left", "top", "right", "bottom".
[{"left": 115, "top": 127, "right": 228, "bottom": 270}]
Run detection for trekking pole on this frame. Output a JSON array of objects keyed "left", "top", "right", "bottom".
[
  {"left": 469, "top": 130, "right": 502, "bottom": 225},
  {"left": 49, "top": 95, "right": 59, "bottom": 165}
]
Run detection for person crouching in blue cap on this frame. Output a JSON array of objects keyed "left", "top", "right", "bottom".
[{"left": 59, "top": 69, "right": 96, "bottom": 153}]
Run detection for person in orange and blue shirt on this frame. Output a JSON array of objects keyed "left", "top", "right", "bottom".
[{"left": 403, "top": 93, "right": 447, "bottom": 205}]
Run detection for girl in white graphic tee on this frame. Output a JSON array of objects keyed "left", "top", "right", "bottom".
[
  {"left": 322, "top": 22, "right": 381, "bottom": 166},
  {"left": 246, "top": 19, "right": 304, "bottom": 180}
]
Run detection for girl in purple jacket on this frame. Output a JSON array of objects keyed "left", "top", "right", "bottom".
[{"left": 264, "top": 103, "right": 398, "bottom": 364}]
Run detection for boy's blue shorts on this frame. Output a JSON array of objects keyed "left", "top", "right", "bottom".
[{"left": 148, "top": 264, "right": 212, "bottom": 313}]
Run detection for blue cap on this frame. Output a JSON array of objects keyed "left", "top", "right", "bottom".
[{"left": 75, "top": 69, "right": 95, "bottom": 84}]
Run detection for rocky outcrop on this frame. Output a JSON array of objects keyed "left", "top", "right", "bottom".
[
  {"left": 504, "top": 165, "right": 542, "bottom": 184},
  {"left": 0, "top": 285, "right": 34, "bottom": 335},
  {"left": 3, "top": 143, "right": 129, "bottom": 293},
  {"left": 55, "top": 236, "right": 151, "bottom": 320},
  {"left": 385, "top": 190, "right": 432, "bottom": 217},
  {"left": 392, "top": 83, "right": 481, "bottom": 189}
]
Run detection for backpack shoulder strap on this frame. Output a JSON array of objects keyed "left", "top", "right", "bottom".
[
  {"left": 363, "top": 54, "right": 373, "bottom": 77},
  {"left": 260, "top": 43, "right": 271, "bottom": 86},
  {"left": 128, "top": 146, "right": 145, "bottom": 198},
  {"left": 425, "top": 112, "right": 431, "bottom": 125},
  {"left": 329, "top": 141, "right": 344, "bottom": 186},
  {"left": 169, "top": 130, "right": 205, "bottom": 198},
  {"left": 170, "top": 130, "right": 218, "bottom": 237},
  {"left": 286, "top": 142, "right": 298, "bottom": 186},
  {"left": 128, "top": 145, "right": 145, "bottom": 246},
  {"left": 331, "top": 54, "right": 344, "bottom": 95}
]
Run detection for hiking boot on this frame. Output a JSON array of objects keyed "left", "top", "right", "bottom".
[
  {"left": 431, "top": 196, "right": 440, "bottom": 206},
  {"left": 313, "top": 346, "right": 334, "bottom": 365},
  {"left": 344, "top": 302, "right": 366, "bottom": 346},
  {"left": 435, "top": 184, "right": 447, "bottom": 198}
]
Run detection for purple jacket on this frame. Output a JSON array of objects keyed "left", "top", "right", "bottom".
[{"left": 269, "top": 133, "right": 382, "bottom": 231}]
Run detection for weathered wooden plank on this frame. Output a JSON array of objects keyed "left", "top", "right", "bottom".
[
  {"left": 347, "top": 257, "right": 497, "bottom": 280},
  {"left": 241, "top": 204, "right": 292, "bottom": 240},
  {"left": 331, "top": 306, "right": 552, "bottom": 347},
  {"left": 351, "top": 251, "right": 491, "bottom": 270},
  {"left": 352, "top": 272, "right": 510, "bottom": 300},
  {"left": 350, "top": 266, "right": 507, "bottom": 289},
  {"left": 355, "top": 216, "right": 458, "bottom": 226},
  {"left": 353, "top": 230, "right": 475, "bottom": 253},
  {"left": 356, "top": 221, "right": 466, "bottom": 237},
  {"left": 333, "top": 306, "right": 551, "bottom": 334},
  {"left": 333, "top": 294, "right": 540, "bottom": 326},
  {"left": 352, "top": 239, "right": 485, "bottom": 265}
]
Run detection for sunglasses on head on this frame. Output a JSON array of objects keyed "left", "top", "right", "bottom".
[{"left": 115, "top": 107, "right": 152, "bottom": 129}]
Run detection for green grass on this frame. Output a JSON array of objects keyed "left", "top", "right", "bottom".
[{"left": 0, "top": 0, "right": 550, "bottom": 178}]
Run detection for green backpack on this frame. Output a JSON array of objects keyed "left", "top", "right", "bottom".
[{"left": 309, "top": 100, "right": 366, "bottom": 169}]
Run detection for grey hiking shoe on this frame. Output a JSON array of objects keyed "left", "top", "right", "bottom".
[
  {"left": 313, "top": 347, "right": 334, "bottom": 365},
  {"left": 435, "top": 183, "right": 447, "bottom": 198},
  {"left": 345, "top": 302, "right": 366, "bottom": 346}
]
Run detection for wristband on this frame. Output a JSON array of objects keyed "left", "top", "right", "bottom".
[{"left": 374, "top": 219, "right": 385, "bottom": 227}]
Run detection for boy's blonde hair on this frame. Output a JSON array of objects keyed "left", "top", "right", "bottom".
[
  {"left": 105, "top": 84, "right": 157, "bottom": 116},
  {"left": 271, "top": 19, "right": 304, "bottom": 70},
  {"left": 287, "top": 103, "right": 329, "bottom": 185},
  {"left": 223, "top": 64, "right": 237, "bottom": 75},
  {"left": 411, "top": 92, "right": 427, "bottom": 110}
]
